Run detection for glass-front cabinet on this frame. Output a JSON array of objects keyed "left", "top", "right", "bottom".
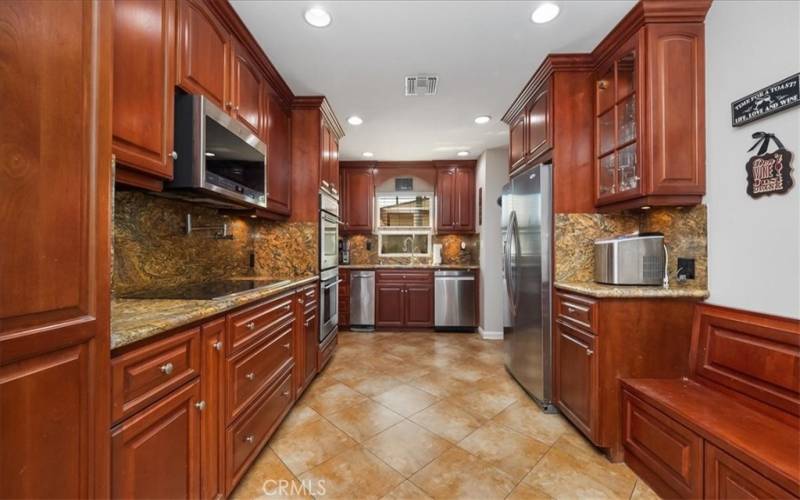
[{"left": 595, "top": 38, "right": 643, "bottom": 205}]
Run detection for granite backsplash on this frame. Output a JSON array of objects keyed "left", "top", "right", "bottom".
[
  {"left": 555, "top": 205, "right": 708, "bottom": 290},
  {"left": 343, "top": 233, "right": 479, "bottom": 266},
  {"left": 113, "top": 190, "right": 317, "bottom": 297}
]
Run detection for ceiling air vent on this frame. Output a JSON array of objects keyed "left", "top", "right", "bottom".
[{"left": 405, "top": 75, "right": 438, "bottom": 96}]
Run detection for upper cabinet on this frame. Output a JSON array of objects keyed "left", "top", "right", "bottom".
[
  {"left": 321, "top": 124, "right": 340, "bottom": 197},
  {"left": 264, "top": 89, "right": 292, "bottom": 216},
  {"left": 507, "top": 80, "right": 552, "bottom": 174},
  {"left": 176, "top": 0, "right": 230, "bottom": 111},
  {"left": 112, "top": 0, "right": 176, "bottom": 188},
  {"left": 231, "top": 40, "right": 263, "bottom": 137},
  {"left": 436, "top": 161, "right": 476, "bottom": 233},
  {"left": 340, "top": 166, "right": 374, "bottom": 232}
]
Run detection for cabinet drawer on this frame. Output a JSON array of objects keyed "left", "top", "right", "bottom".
[
  {"left": 226, "top": 324, "right": 293, "bottom": 424},
  {"left": 705, "top": 443, "right": 794, "bottom": 499},
  {"left": 376, "top": 270, "right": 432, "bottom": 283},
  {"left": 227, "top": 291, "right": 294, "bottom": 355},
  {"left": 112, "top": 327, "right": 201, "bottom": 423},
  {"left": 300, "top": 284, "right": 317, "bottom": 312},
  {"left": 318, "top": 327, "right": 337, "bottom": 371},
  {"left": 556, "top": 292, "right": 597, "bottom": 333},
  {"left": 226, "top": 372, "right": 293, "bottom": 493},
  {"left": 622, "top": 391, "right": 703, "bottom": 499}
]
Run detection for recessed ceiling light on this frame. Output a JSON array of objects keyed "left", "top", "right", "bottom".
[
  {"left": 474, "top": 115, "right": 491, "bottom": 124},
  {"left": 347, "top": 116, "right": 363, "bottom": 125},
  {"left": 304, "top": 7, "right": 331, "bottom": 28},
  {"left": 457, "top": 151, "right": 469, "bottom": 157},
  {"left": 362, "top": 152, "right": 374, "bottom": 158},
  {"left": 531, "top": 3, "right": 560, "bottom": 24},
  {"left": 205, "top": 152, "right": 215, "bottom": 157}
]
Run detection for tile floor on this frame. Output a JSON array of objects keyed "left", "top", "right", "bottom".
[{"left": 232, "top": 330, "right": 660, "bottom": 499}]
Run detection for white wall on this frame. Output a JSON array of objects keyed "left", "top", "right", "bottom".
[
  {"left": 705, "top": 1, "right": 800, "bottom": 319},
  {"left": 476, "top": 147, "right": 508, "bottom": 338}
]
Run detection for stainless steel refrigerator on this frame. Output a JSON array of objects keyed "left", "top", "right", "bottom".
[{"left": 502, "top": 161, "right": 555, "bottom": 412}]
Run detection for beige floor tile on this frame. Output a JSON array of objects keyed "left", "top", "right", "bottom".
[
  {"left": 365, "top": 420, "right": 452, "bottom": 477},
  {"left": 457, "top": 421, "right": 550, "bottom": 482},
  {"left": 348, "top": 373, "right": 405, "bottom": 397},
  {"left": 325, "top": 399, "right": 405, "bottom": 443},
  {"left": 522, "top": 436, "right": 637, "bottom": 499},
  {"left": 373, "top": 384, "right": 438, "bottom": 417},
  {"left": 379, "top": 363, "right": 432, "bottom": 383},
  {"left": 409, "top": 447, "right": 516, "bottom": 499},
  {"left": 381, "top": 480, "right": 433, "bottom": 500},
  {"left": 299, "top": 447, "right": 404, "bottom": 500},
  {"left": 409, "top": 400, "right": 483, "bottom": 443},
  {"left": 445, "top": 387, "right": 517, "bottom": 421},
  {"left": 506, "top": 481, "right": 554, "bottom": 500},
  {"left": 407, "top": 370, "right": 473, "bottom": 398},
  {"left": 269, "top": 417, "right": 357, "bottom": 476},
  {"left": 230, "top": 448, "right": 310, "bottom": 499},
  {"left": 492, "top": 401, "right": 570, "bottom": 445},
  {"left": 270, "top": 405, "right": 322, "bottom": 442},
  {"left": 631, "top": 479, "right": 662, "bottom": 500},
  {"left": 302, "top": 382, "right": 368, "bottom": 417}
]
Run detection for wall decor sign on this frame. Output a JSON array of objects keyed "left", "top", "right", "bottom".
[
  {"left": 745, "top": 132, "right": 794, "bottom": 198},
  {"left": 731, "top": 73, "right": 800, "bottom": 127}
]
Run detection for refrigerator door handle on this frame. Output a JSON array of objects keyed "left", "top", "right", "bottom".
[{"left": 505, "top": 210, "right": 519, "bottom": 314}]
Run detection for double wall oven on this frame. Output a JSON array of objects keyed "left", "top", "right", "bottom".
[{"left": 319, "top": 191, "right": 341, "bottom": 344}]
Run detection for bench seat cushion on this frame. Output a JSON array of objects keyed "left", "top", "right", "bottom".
[{"left": 622, "top": 378, "right": 800, "bottom": 496}]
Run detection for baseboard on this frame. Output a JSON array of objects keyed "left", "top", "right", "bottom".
[{"left": 478, "top": 327, "right": 503, "bottom": 340}]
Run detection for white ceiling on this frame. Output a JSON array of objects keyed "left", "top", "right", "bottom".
[{"left": 231, "top": 1, "right": 635, "bottom": 161}]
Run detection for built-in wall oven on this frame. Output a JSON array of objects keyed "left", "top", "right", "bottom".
[
  {"left": 320, "top": 191, "right": 340, "bottom": 271},
  {"left": 319, "top": 268, "right": 341, "bottom": 343}
]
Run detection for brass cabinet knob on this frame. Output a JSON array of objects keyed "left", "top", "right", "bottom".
[
  {"left": 246, "top": 321, "right": 256, "bottom": 330},
  {"left": 160, "top": 362, "right": 174, "bottom": 375},
  {"left": 245, "top": 372, "right": 256, "bottom": 381},
  {"left": 213, "top": 341, "right": 223, "bottom": 351},
  {"left": 244, "top": 434, "right": 255, "bottom": 444},
  {"left": 195, "top": 400, "right": 206, "bottom": 411}
]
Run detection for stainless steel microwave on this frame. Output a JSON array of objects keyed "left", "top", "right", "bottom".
[{"left": 168, "top": 93, "right": 267, "bottom": 209}]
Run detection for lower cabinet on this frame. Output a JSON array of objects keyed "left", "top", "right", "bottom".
[
  {"left": 375, "top": 271, "right": 434, "bottom": 328},
  {"left": 376, "top": 283, "right": 405, "bottom": 327},
  {"left": 295, "top": 284, "right": 318, "bottom": 396},
  {"left": 705, "top": 443, "right": 794, "bottom": 499},
  {"left": 554, "top": 320, "right": 598, "bottom": 440},
  {"left": 111, "top": 380, "right": 202, "bottom": 499},
  {"left": 404, "top": 283, "right": 435, "bottom": 328},
  {"left": 200, "top": 319, "right": 225, "bottom": 500}
]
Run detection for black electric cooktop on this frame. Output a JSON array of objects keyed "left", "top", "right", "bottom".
[{"left": 122, "top": 279, "right": 290, "bottom": 300}]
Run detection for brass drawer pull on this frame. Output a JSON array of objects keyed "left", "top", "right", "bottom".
[
  {"left": 283, "top": 343, "right": 290, "bottom": 351},
  {"left": 282, "top": 390, "right": 290, "bottom": 397}
]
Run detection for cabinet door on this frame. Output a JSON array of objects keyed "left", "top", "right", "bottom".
[
  {"left": 330, "top": 136, "right": 340, "bottom": 195},
  {"left": 705, "top": 443, "right": 793, "bottom": 499},
  {"left": 527, "top": 85, "right": 551, "bottom": 160},
  {"left": 200, "top": 320, "right": 224, "bottom": 500},
  {"left": 436, "top": 168, "right": 456, "bottom": 231},
  {"left": 303, "top": 308, "right": 318, "bottom": 386},
  {"left": 177, "top": 0, "right": 230, "bottom": 110},
  {"left": 265, "top": 90, "right": 292, "bottom": 215},
  {"left": 113, "top": 0, "right": 175, "bottom": 180},
  {"left": 231, "top": 41, "right": 262, "bottom": 136},
  {"left": 376, "top": 284, "right": 405, "bottom": 327},
  {"left": 343, "top": 168, "right": 374, "bottom": 231},
  {"left": 0, "top": 1, "right": 111, "bottom": 497},
  {"left": 455, "top": 167, "right": 475, "bottom": 232},
  {"left": 555, "top": 321, "right": 598, "bottom": 440},
  {"left": 112, "top": 380, "right": 202, "bottom": 499},
  {"left": 320, "top": 125, "right": 332, "bottom": 191},
  {"left": 509, "top": 113, "right": 526, "bottom": 172},
  {"left": 404, "top": 284, "right": 434, "bottom": 328}
]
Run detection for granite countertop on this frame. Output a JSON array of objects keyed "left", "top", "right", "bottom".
[
  {"left": 340, "top": 264, "right": 480, "bottom": 270},
  {"left": 554, "top": 281, "right": 709, "bottom": 299},
  {"left": 111, "top": 276, "right": 318, "bottom": 351}
]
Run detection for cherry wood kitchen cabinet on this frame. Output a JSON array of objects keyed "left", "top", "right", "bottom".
[
  {"left": 295, "top": 284, "right": 318, "bottom": 396},
  {"left": 338, "top": 269, "right": 350, "bottom": 328},
  {"left": 177, "top": 0, "right": 230, "bottom": 111},
  {"left": 231, "top": 39, "right": 263, "bottom": 136},
  {"left": 592, "top": 2, "right": 708, "bottom": 211},
  {"left": 200, "top": 319, "right": 225, "bottom": 500},
  {"left": 435, "top": 161, "right": 476, "bottom": 233},
  {"left": 553, "top": 290, "right": 699, "bottom": 461},
  {"left": 264, "top": 88, "right": 292, "bottom": 216},
  {"left": 321, "top": 124, "right": 341, "bottom": 196},
  {"left": 509, "top": 113, "right": 527, "bottom": 173},
  {"left": 111, "top": 380, "right": 203, "bottom": 499},
  {"left": 113, "top": 0, "right": 176, "bottom": 188},
  {"left": 376, "top": 271, "right": 434, "bottom": 328},
  {"left": 0, "top": 1, "right": 112, "bottom": 497},
  {"left": 526, "top": 82, "right": 552, "bottom": 161},
  {"left": 341, "top": 166, "right": 375, "bottom": 232}
]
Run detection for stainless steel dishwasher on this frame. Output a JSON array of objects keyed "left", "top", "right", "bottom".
[
  {"left": 434, "top": 270, "right": 477, "bottom": 330},
  {"left": 349, "top": 270, "right": 375, "bottom": 331}
]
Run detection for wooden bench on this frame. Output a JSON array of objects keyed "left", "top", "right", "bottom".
[{"left": 620, "top": 304, "right": 800, "bottom": 499}]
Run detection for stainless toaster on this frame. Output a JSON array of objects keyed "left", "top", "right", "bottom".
[{"left": 594, "top": 234, "right": 666, "bottom": 285}]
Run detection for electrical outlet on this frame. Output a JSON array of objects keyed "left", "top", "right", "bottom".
[
  {"left": 366, "top": 240, "right": 373, "bottom": 251},
  {"left": 677, "top": 258, "right": 695, "bottom": 280}
]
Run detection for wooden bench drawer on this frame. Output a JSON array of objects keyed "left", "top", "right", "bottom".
[
  {"left": 556, "top": 292, "right": 597, "bottom": 333},
  {"left": 227, "top": 291, "right": 294, "bottom": 355},
  {"left": 226, "top": 372, "right": 293, "bottom": 493},
  {"left": 705, "top": 443, "right": 795, "bottom": 499},
  {"left": 376, "top": 270, "right": 433, "bottom": 283},
  {"left": 622, "top": 391, "right": 703, "bottom": 499},
  {"left": 226, "top": 323, "right": 293, "bottom": 424},
  {"left": 112, "top": 327, "right": 201, "bottom": 423}
]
